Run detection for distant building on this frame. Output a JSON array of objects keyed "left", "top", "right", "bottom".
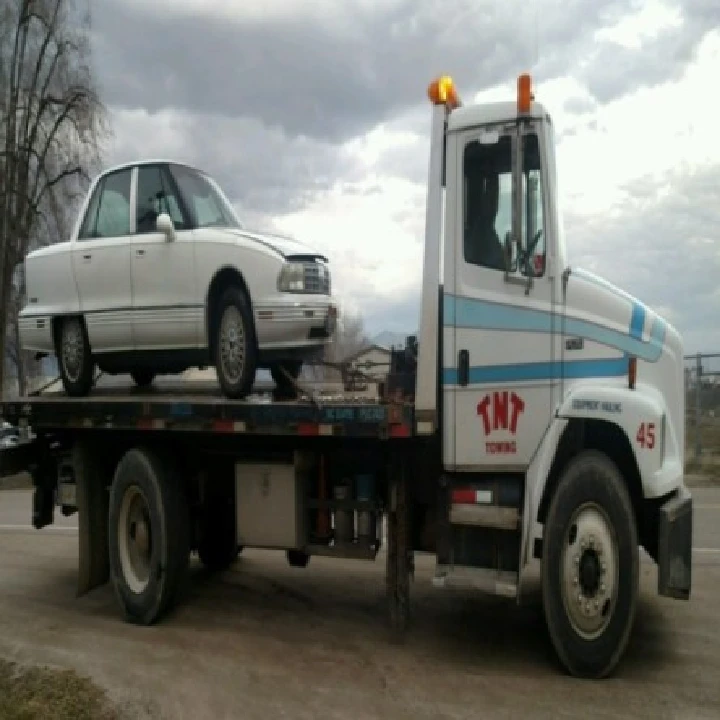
[{"left": 343, "top": 344, "right": 392, "bottom": 382}]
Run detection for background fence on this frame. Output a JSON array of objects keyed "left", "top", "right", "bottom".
[{"left": 685, "top": 352, "right": 720, "bottom": 474}]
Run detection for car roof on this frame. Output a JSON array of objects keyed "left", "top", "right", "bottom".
[{"left": 99, "top": 158, "right": 207, "bottom": 177}]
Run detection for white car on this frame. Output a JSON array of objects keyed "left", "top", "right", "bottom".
[{"left": 17, "top": 160, "right": 337, "bottom": 399}]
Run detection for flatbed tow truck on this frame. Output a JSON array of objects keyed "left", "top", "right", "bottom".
[{"left": 0, "top": 74, "right": 693, "bottom": 679}]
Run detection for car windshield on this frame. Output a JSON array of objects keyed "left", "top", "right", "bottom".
[{"left": 168, "top": 164, "right": 242, "bottom": 229}]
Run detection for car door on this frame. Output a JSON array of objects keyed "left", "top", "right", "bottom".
[
  {"left": 130, "top": 163, "right": 200, "bottom": 350},
  {"left": 72, "top": 166, "right": 134, "bottom": 352},
  {"left": 443, "top": 125, "right": 556, "bottom": 471}
]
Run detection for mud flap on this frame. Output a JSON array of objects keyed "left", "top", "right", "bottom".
[
  {"left": 657, "top": 485, "right": 692, "bottom": 600},
  {"left": 74, "top": 442, "right": 110, "bottom": 597}
]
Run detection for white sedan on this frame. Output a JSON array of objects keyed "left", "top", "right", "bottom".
[{"left": 18, "top": 159, "right": 337, "bottom": 399}]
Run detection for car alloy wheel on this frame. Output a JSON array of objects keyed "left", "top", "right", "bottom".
[{"left": 219, "top": 304, "right": 246, "bottom": 384}]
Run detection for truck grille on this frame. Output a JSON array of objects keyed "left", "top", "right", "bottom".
[{"left": 303, "top": 262, "right": 331, "bottom": 294}]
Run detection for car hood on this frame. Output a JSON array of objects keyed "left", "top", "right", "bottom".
[{"left": 217, "top": 228, "right": 329, "bottom": 263}]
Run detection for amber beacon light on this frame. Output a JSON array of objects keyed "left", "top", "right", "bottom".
[
  {"left": 517, "top": 73, "right": 533, "bottom": 114},
  {"left": 427, "top": 75, "right": 461, "bottom": 109}
]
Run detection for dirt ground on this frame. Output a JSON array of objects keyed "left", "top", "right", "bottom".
[{"left": 0, "top": 485, "right": 719, "bottom": 720}]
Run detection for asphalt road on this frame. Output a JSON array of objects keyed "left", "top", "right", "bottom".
[{"left": 0, "top": 486, "right": 718, "bottom": 720}]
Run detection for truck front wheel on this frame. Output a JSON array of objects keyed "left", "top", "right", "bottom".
[
  {"left": 541, "top": 449, "right": 639, "bottom": 679},
  {"left": 108, "top": 448, "right": 190, "bottom": 625}
]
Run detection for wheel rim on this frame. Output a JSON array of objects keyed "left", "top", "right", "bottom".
[
  {"left": 561, "top": 501, "right": 619, "bottom": 640},
  {"left": 219, "top": 305, "right": 246, "bottom": 384},
  {"left": 118, "top": 485, "right": 153, "bottom": 594},
  {"left": 61, "top": 320, "right": 84, "bottom": 383}
]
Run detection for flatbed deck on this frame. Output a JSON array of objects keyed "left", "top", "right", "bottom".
[{"left": 0, "top": 378, "right": 414, "bottom": 439}]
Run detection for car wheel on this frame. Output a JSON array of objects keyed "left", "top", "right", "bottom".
[
  {"left": 213, "top": 286, "right": 257, "bottom": 399},
  {"left": 131, "top": 369, "right": 155, "bottom": 388},
  {"left": 57, "top": 316, "right": 94, "bottom": 396}
]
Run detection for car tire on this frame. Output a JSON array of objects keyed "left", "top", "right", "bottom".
[
  {"left": 108, "top": 447, "right": 191, "bottom": 625},
  {"left": 131, "top": 369, "right": 155, "bottom": 388},
  {"left": 213, "top": 286, "right": 257, "bottom": 399},
  {"left": 56, "top": 316, "right": 94, "bottom": 397},
  {"left": 541, "top": 449, "right": 639, "bottom": 679}
]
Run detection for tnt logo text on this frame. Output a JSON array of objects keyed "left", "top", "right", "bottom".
[{"left": 476, "top": 391, "right": 526, "bottom": 455}]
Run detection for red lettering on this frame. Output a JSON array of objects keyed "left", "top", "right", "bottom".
[
  {"left": 477, "top": 395, "right": 491, "bottom": 435},
  {"left": 637, "top": 422, "right": 656, "bottom": 450},
  {"left": 509, "top": 392, "right": 526, "bottom": 434},
  {"left": 493, "top": 391, "right": 508, "bottom": 431},
  {"left": 486, "top": 441, "right": 517, "bottom": 454}
]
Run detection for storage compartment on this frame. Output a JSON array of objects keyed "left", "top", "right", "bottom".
[{"left": 235, "top": 459, "right": 305, "bottom": 549}]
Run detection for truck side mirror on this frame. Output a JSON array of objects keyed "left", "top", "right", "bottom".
[{"left": 156, "top": 212, "right": 176, "bottom": 242}]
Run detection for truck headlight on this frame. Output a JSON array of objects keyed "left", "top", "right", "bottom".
[{"left": 277, "top": 262, "right": 306, "bottom": 292}]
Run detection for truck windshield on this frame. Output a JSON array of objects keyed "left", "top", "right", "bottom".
[{"left": 168, "top": 164, "right": 242, "bottom": 230}]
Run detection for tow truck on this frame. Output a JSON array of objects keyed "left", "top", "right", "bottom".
[{"left": 0, "top": 73, "right": 693, "bottom": 679}]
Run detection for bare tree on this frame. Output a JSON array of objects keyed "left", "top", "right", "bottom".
[{"left": 0, "top": 0, "right": 108, "bottom": 396}]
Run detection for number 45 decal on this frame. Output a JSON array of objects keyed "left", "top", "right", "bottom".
[{"left": 637, "top": 422, "right": 655, "bottom": 449}]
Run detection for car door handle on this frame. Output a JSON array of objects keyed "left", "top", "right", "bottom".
[
  {"left": 136, "top": 249, "right": 145, "bottom": 257},
  {"left": 82, "top": 253, "right": 92, "bottom": 261}
]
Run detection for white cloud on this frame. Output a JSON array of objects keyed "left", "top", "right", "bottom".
[{"left": 594, "top": 0, "right": 683, "bottom": 48}]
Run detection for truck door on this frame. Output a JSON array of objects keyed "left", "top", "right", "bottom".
[{"left": 443, "top": 124, "right": 556, "bottom": 471}]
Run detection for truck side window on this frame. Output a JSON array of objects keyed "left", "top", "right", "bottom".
[
  {"left": 463, "top": 133, "right": 546, "bottom": 276},
  {"left": 135, "top": 165, "right": 187, "bottom": 234},
  {"left": 79, "top": 168, "right": 131, "bottom": 239}
]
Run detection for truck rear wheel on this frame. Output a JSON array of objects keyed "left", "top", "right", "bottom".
[
  {"left": 109, "top": 448, "right": 190, "bottom": 625},
  {"left": 541, "top": 449, "right": 639, "bottom": 679}
]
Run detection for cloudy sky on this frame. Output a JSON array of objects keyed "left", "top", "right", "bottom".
[{"left": 90, "top": 0, "right": 720, "bottom": 354}]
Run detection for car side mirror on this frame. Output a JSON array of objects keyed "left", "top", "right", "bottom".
[{"left": 156, "top": 212, "right": 176, "bottom": 242}]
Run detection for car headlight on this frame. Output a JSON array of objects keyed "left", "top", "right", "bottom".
[
  {"left": 277, "top": 261, "right": 331, "bottom": 294},
  {"left": 277, "top": 262, "right": 306, "bottom": 292}
]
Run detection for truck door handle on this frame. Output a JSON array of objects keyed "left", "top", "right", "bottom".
[{"left": 458, "top": 349, "right": 469, "bottom": 387}]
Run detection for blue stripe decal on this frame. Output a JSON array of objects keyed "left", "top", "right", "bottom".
[
  {"left": 629, "top": 304, "right": 644, "bottom": 340},
  {"left": 442, "top": 357, "right": 628, "bottom": 385},
  {"left": 443, "top": 294, "right": 665, "bottom": 363}
]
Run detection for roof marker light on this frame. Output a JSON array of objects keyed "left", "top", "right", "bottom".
[
  {"left": 517, "top": 73, "right": 533, "bottom": 114},
  {"left": 427, "top": 75, "right": 461, "bottom": 109}
]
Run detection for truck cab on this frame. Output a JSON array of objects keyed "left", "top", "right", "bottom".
[{"left": 414, "top": 74, "right": 691, "bottom": 675}]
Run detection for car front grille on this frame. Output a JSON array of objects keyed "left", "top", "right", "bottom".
[{"left": 303, "top": 262, "right": 331, "bottom": 294}]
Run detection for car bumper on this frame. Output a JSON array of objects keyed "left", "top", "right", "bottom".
[
  {"left": 657, "top": 484, "right": 693, "bottom": 600},
  {"left": 254, "top": 297, "right": 337, "bottom": 349}
]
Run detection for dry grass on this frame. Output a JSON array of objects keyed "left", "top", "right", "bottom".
[{"left": 0, "top": 659, "right": 116, "bottom": 720}]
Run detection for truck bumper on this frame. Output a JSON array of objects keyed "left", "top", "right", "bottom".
[{"left": 657, "top": 485, "right": 692, "bottom": 600}]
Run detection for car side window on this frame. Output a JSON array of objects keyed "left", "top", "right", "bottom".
[
  {"left": 135, "top": 165, "right": 187, "bottom": 234},
  {"left": 78, "top": 168, "right": 131, "bottom": 239}
]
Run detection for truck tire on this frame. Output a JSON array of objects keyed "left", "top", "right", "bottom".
[
  {"left": 108, "top": 448, "right": 190, "bottom": 625},
  {"left": 56, "top": 316, "right": 94, "bottom": 396},
  {"left": 213, "top": 286, "right": 257, "bottom": 399},
  {"left": 541, "top": 449, "right": 639, "bottom": 679}
]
